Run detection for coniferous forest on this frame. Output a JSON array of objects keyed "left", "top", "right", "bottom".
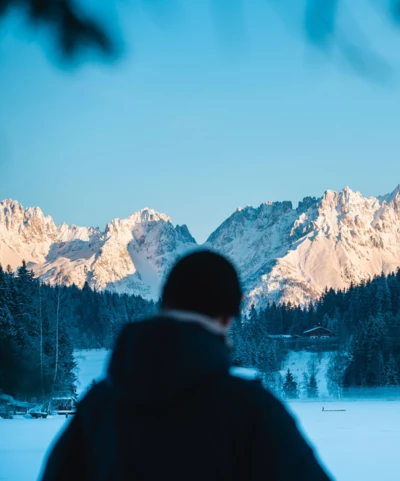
[
  {"left": 0, "top": 262, "right": 156, "bottom": 401},
  {"left": 2, "top": 262, "right": 400, "bottom": 402},
  {"left": 231, "top": 268, "right": 400, "bottom": 396}
]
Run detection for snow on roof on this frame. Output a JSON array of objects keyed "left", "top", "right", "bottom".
[
  {"left": 303, "top": 326, "right": 333, "bottom": 334},
  {"left": 8, "top": 400, "right": 35, "bottom": 408},
  {"left": 0, "top": 394, "right": 14, "bottom": 403}
]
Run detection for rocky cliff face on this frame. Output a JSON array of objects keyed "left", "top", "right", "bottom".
[
  {"left": 206, "top": 185, "right": 400, "bottom": 307},
  {"left": 0, "top": 200, "right": 196, "bottom": 300},
  {"left": 2, "top": 184, "right": 400, "bottom": 305}
]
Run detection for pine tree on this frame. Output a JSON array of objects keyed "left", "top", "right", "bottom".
[
  {"left": 258, "top": 308, "right": 269, "bottom": 339},
  {"left": 0, "top": 264, "right": 6, "bottom": 303},
  {"left": 255, "top": 344, "right": 279, "bottom": 378},
  {"left": 307, "top": 374, "right": 319, "bottom": 398},
  {"left": 327, "top": 351, "right": 349, "bottom": 398},
  {"left": 344, "top": 315, "right": 387, "bottom": 387},
  {"left": 321, "top": 313, "right": 331, "bottom": 328},
  {"left": 282, "top": 369, "right": 298, "bottom": 399},
  {"left": 248, "top": 304, "right": 259, "bottom": 324},
  {"left": 0, "top": 304, "right": 17, "bottom": 394},
  {"left": 290, "top": 307, "right": 306, "bottom": 336},
  {"left": 375, "top": 275, "right": 392, "bottom": 315},
  {"left": 327, "top": 308, "right": 340, "bottom": 336},
  {"left": 301, "top": 372, "right": 309, "bottom": 398},
  {"left": 391, "top": 269, "right": 400, "bottom": 314},
  {"left": 385, "top": 354, "right": 399, "bottom": 386}
]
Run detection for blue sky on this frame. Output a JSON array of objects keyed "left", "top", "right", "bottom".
[{"left": 1, "top": 0, "right": 400, "bottom": 242}]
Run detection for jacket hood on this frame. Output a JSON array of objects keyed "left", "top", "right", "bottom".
[{"left": 106, "top": 315, "right": 231, "bottom": 405}]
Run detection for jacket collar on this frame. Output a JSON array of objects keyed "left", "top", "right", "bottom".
[{"left": 160, "top": 309, "right": 230, "bottom": 337}]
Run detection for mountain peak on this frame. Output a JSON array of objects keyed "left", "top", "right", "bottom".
[
  {"left": 175, "top": 224, "right": 197, "bottom": 244},
  {"left": 128, "top": 207, "right": 171, "bottom": 224},
  {"left": 379, "top": 184, "right": 400, "bottom": 205},
  {"left": 0, "top": 199, "right": 54, "bottom": 221},
  {"left": 341, "top": 186, "right": 353, "bottom": 194},
  {"left": 297, "top": 196, "right": 319, "bottom": 213},
  {"left": 1, "top": 198, "right": 23, "bottom": 210},
  {"left": 320, "top": 187, "right": 364, "bottom": 210},
  {"left": 338, "top": 186, "right": 365, "bottom": 204},
  {"left": 208, "top": 183, "right": 400, "bottom": 308}
]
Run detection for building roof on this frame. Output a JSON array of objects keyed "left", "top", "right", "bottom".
[
  {"left": 268, "top": 335, "right": 293, "bottom": 339},
  {"left": 303, "top": 326, "right": 334, "bottom": 335},
  {"left": 0, "top": 394, "right": 14, "bottom": 403},
  {"left": 8, "top": 400, "right": 36, "bottom": 408}
]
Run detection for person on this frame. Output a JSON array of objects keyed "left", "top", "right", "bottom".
[{"left": 40, "top": 250, "right": 332, "bottom": 481}]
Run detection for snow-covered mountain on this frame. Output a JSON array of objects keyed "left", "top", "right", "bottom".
[
  {"left": 206, "top": 185, "right": 400, "bottom": 307},
  {"left": 1, "top": 184, "right": 400, "bottom": 305},
  {"left": 0, "top": 200, "right": 196, "bottom": 299}
]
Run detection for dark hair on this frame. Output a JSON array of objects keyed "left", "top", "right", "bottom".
[{"left": 161, "top": 250, "right": 242, "bottom": 318}]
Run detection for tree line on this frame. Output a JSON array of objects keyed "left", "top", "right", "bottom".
[
  {"left": 3, "top": 260, "right": 400, "bottom": 401},
  {"left": 0, "top": 262, "right": 156, "bottom": 401},
  {"left": 230, "top": 269, "right": 400, "bottom": 394}
]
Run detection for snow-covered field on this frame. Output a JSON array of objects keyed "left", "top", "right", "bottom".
[
  {"left": 290, "top": 401, "right": 400, "bottom": 481},
  {"left": 1, "top": 350, "right": 400, "bottom": 481}
]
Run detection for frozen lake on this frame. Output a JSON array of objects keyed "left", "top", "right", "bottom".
[
  {"left": 1, "top": 350, "right": 399, "bottom": 481},
  {"left": 290, "top": 400, "right": 400, "bottom": 481}
]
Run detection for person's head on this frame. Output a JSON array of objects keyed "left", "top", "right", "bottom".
[{"left": 161, "top": 250, "right": 242, "bottom": 327}]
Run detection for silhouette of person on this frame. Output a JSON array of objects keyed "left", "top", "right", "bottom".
[{"left": 40, "top": 250, "right": 332, "bottom": 481}]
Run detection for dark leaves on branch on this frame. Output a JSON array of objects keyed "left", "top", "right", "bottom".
[
  {"left": 0, "top": 0, "right": 114, "bottom": 58},
  {"left": 304, "top": 0, "right": 338, "bottom": 47},
  {"left": 391, "top": 0, "right": 400, "bottom": 24}
]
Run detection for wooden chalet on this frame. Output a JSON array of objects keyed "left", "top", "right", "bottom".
[{"left": 302, "top": 326, "right": 334, "bottom": 339}]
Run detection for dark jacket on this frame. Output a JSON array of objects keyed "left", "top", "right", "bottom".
[{"left": 40, "top": 316, "right": 332, "bottom": 481}]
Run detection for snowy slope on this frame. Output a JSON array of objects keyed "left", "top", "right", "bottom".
[
  {"left": 0, "top": 200, "right": 197, "bottom": 300},
  {"left": 2, "top": 184, "right": 400, "bottom": 305},
  {"left": 74, "top": 350, "right": 110, "bottom": 397},
  {"left": 282, "top": 351, "right": 331, "bottom": 397},
  {"left": 207, "top": 185, "right": 400, "bottom": 307}
]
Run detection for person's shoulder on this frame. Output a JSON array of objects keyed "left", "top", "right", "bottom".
[
  {"left": 120, "top": 316, "right": 163, "bottom": 331},
  {"left": 221, "top": 374, "right": 302, "bottom": 436},
  {"left": 218, "top": 371, "right": 279, "bottom": 411},
  {"left": 78, "top": 380, "right": 111, "bottom": 413},
  {"left": 118, "top": 316, "right": 176, "bottom": 336},
  {"left": 112, "top": 317, "right": 169, "bottom": 347}
]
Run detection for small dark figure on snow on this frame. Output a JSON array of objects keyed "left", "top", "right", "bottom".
[{"left": 40, "top": 250, "right": 332, "bottom": 481}]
